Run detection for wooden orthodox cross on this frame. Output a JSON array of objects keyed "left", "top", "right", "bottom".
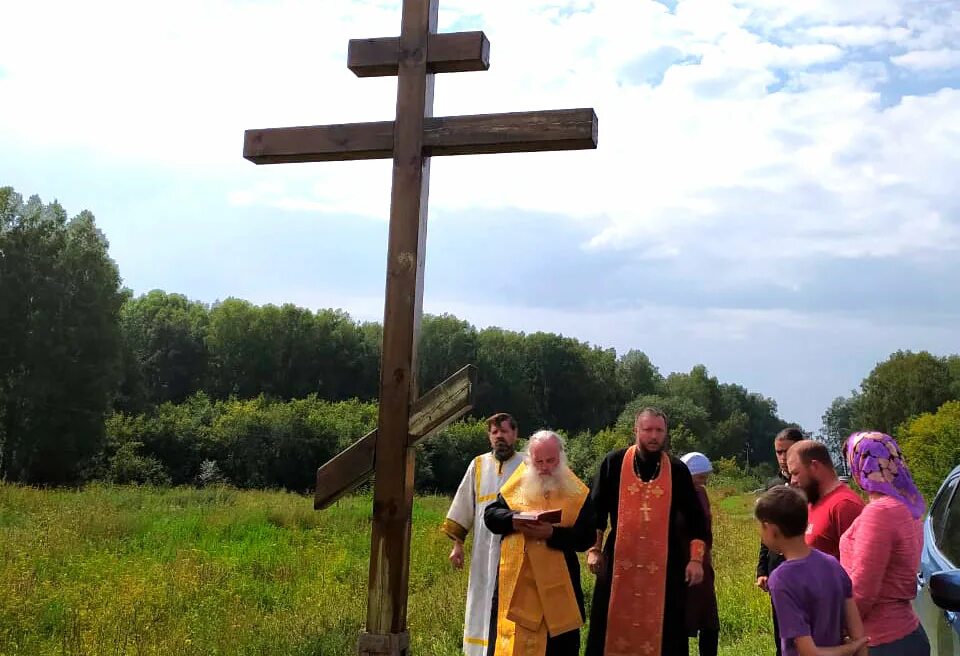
[{"left": 242, "top": 1, "right": 597, "bottom": 653}]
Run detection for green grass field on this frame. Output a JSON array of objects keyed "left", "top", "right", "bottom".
[{"left": 0, "top": 482, "right": 774, "bottom": 655}]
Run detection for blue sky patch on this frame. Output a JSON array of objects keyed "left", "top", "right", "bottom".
[{"left": 619, "top": 46, "right": 701, "bottom": 86}]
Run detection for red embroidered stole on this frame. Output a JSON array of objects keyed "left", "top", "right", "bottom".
[{"left": 605, "top": 446, "right": 672, "bottom": 656}]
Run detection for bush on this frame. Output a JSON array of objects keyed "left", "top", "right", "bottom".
[
  {"left": 416, "top": 419, "right": 490, "bottom": 494},
  {"left": 104, "top": 393, "right": 377, "bottom": 491},
  {"left": 196, "top": 460, "right": 228, "bottom": 486},
  {"left": 566, "top": 428, "right": 632, "bottom": 484},
  {"left": 707, "top": 456, "right": 763, "bottom": 494},
  {"left": 105, "top": 393, "right": 215, "bottom": 484},
  {"left": 108, "top": 441, "right": 171, "bottom": 485}
]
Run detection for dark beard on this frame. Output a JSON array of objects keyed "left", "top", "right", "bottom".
[
  {"left": 638, "top": 444, "right": 663, "bottom": 460},
  {"left": 494, "top": 444, "right": 515, "bottom": 461},
  {"left": 804, "top": 480, "right": 822, "bottom": 505}
]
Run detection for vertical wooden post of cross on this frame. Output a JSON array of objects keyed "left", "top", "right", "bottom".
[{"left": 358, "top": 1, "right": 436, "bottom": 654}]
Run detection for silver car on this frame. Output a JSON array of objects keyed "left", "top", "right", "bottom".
[{"left": 916, "top": 465, "right": 960, "bottom": 656}]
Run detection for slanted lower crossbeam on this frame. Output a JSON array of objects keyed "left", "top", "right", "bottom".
[
  {"left": 313, "top": 365, "right": 477, "bottom": 510},
  {"left": 243, "top": 108, "right": 599, "bottom": 164}
]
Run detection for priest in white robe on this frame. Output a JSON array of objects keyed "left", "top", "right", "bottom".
[{"left": 442, "top": 412, "right": 523, "bottom": 655}]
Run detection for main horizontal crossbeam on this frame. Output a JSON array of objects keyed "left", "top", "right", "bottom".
[
  {"left": 348, "top": 31, "right": 490, "bottom": 77},
  {"left": 313, "top": 365, "right": 477, "bottom": 510},
  {"left": 243, "top": 108, "right": 598, "bottom": 164}
]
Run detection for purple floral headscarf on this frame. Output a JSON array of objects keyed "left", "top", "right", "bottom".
[{"left": 846, "top": 431, "right": 925, "bottom": 519}]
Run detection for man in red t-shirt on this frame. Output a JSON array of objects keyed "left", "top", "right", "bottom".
[{"left": 786, "top": 440, "right": 864, "bottom": 558}]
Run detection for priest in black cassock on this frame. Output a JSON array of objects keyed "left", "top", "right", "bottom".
[
  {"left": 483, "top": 430, "right": 595, "bottom": 656},
  {"left": 585, "top": 407, "right": 708, "bottom": 656}
]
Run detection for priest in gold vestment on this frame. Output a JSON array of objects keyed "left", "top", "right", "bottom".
[{"left": 483, "top": 430, "right": 595, "bottom": 656}]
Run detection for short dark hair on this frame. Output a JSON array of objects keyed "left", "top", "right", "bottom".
[
  {"left": 635, "top": 406, "right": 669, "bottom": 428},
  {"left": 789, "top": 440, "right": 835, "bottom": 471},
  {"left": 775, "top": 427, "right": 804, "bottom": 443},
  {"left": 486, "top": 412, "right": 517, "bottom": 431},
  {"left": 755, "top": 486, "right": 808, "bottom": 538}
]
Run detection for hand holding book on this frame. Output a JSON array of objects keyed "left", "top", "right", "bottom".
[{"left": 512, "top": 508, "right": 562, "bottom": 524}]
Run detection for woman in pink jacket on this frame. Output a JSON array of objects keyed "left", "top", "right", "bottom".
[{"left": 839, "top": 431, "right": 929, "bottom": 656}]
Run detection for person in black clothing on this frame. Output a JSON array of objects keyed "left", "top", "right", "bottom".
[
  {"left": 681, "top": 452, "right": 720, "bottom": 656},
  {"left": 585, "top": 407, "right": 708, "bottom": 656},
  {"left": 755, "top": 426, "right": 805, "bottom": 656}
]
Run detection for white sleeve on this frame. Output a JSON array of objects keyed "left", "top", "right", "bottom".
[{"left": 441, "top": 457, "right": 478, "bottom": 542}]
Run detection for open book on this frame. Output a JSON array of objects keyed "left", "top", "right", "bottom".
[{"left": 513, "top": 509, "right": 563, "bottom": 524}]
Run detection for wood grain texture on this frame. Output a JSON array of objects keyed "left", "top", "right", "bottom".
[
  {"left": 243, "top": 121, "right": 393, "bottom": 163},
  {"left": 312, "top": 365, "right": 476, "bottom": 511},
  {"left": 364, "top": 0, "right": 438, "bottom": 640},
  {"left": 423, "top": 108, "right": 598, "bottom": 155},
  {"left": 348, "top": 31, "right": 489, "bottom": 77},
  {"left": 243, "top": 108, "right": 598, "bottom": 164}
]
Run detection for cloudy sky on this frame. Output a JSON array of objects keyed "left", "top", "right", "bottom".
[{"left": 3, "top": 0, "right": 959, "bottom": 431}]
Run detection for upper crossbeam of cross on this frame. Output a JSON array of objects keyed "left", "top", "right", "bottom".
[{"left": 244, "top": 32, "right": 597, "bottom": 164}]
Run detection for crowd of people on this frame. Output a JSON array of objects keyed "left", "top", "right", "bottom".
[{"left": 439, "top": 409, "right": 930, "bottom": 656}]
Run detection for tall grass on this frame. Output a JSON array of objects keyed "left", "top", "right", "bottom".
[{"left": 0, "top": 483, "right": 773, "bottom": 655}]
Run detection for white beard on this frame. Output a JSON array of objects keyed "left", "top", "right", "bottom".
[{"left": 519, "top": 462, "right": 579, "bottom": 503}]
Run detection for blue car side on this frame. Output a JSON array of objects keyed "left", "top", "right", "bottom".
[{"left": 916, "top": 464, "right": 960, "bottom": 656}]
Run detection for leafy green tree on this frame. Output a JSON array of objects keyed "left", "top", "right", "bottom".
[
  {"left": 854, "top": 350, "right": 953, "bottom": 434},
  {"left": 204, "top": 298, "right": 265, "bottom": 399},
  {"left": 476, "top": 327, "right": 535, "bottom": 429},
  {"left": 260, "top": 304, "right": 315, "bottom": 399},
  {"left": 719, "top": 383, "right": 789, "bottom": 467},
  {"left": 119, "top": 290, "right": 209, "bottom": 409},
  {"left": 710, "top": 409, "right": 751, "bottom": 460},
  {"left": 946, "top": 355, "right": 960, "bottom": 401},
  {"left": 820, "top": 395, "right": 858, "bottom": 472},
  {"left": 615, "top": 350, "right": 663, "bottom": 400},
  {"left": 667, "top": 423, "right": 700, "bottom": 457},
  {"left": 899, "top": 401, "right": 960, "bottom": 502},
  {"left": 582, "top": 345, "right": 623, "bottom": 431},
  {"left": 664, "top": 365, "right": 724, "bottom": 421},
  {"left": 417, "top": 314, "right": 479, "bottom": 392},
  {"left": 311, "top": 308, "right": 378, "bottom": 400},
  {"left": 204, "top": 301, "right": 375, "bottom": 403},
  {"left": 522, "top": 332, "right": 602, "bottom": 433},
  {"left": 616, "top": 394, "right": 712, "bottom": 449},
  {"left": 0, "top": 188, "right": 124, "bottom": 484},
  {"left": 356, "top": 320, "right": 382, "bottom": 400}
]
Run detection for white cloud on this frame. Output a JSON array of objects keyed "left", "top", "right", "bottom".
[
  {"left": 892, "top": 48, "right": 960, "bottom": 71},
  {"left": 2, "top": 0, "right": 960, "bottom": 293},
  {"left": 733, "top": 0, "right": 912, "bottom": 31},
  {"left": 804, "top": 24, "right": 912, "bottom": 47}
]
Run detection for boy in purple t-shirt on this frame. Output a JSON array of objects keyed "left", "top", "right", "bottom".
[{"left": 755, "top": 486, "right": 868, "bottom": 656}]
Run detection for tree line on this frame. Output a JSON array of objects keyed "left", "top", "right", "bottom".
[
  {"left": 819, "top": 350, "right": 960, "bottom": 499},
  {"left": 6, "top": 185, "right": 956, "bottom": 495}
]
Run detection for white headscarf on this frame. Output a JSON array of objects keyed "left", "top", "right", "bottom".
[{"left": 681, "top": 451, "right": 713, "bottom": 476}]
